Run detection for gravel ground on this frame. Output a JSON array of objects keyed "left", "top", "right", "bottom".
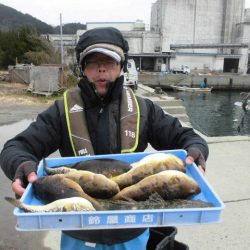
[{"left": 0, "top": 81, "right": 56, "bottom": 125}]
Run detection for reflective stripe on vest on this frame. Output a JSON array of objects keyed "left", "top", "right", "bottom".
[{"left": 64, "top": 87, "right": 140, "bottom": 156}]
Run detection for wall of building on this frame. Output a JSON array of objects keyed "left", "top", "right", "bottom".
[
  {"left": 150, "top": 0, "right": 162, "bottom": 32},
  {"left": 149, "top": 0, "right": 248, "bottom": 73},
  {"left": 151, "top": 0, "right": 245, "bottom": 51},
  {"left": 194, "top": 0, "right": 224, "bottom": 44},
  {"left": 238, "top": 48, "right": 249, "bottom": 73},
  {"left": 245, "top": 8, "right": 250, "bottom": 21},
  {"left": 214, "top": 56, "right": 225, "bottom": 72},
  {"left": 125, "top": 36, "right": 142, "bottom": 53},
  {"left": 222, "top": 0, "right": 245, "bottom": 43},
  {"left": 142, "top": 32, "right": 161, "bottom": 53},
  {"left": 86, "top": 22, "right": 135, "bottom": 31},
  {"left": 160, "top": 0, "right": 225, "bottom": 52},
  {"left": 170, "top": 54, "right": 224, "bottom": 72},
  {"left": 123, "top": 31, "right": 143, "bottom": 53},
  {"left": 42, "top": 34, "right": 77, "bottom": 47},
  {"left": 242, "top": 9, "right": 250, "bottom": 44},
  {"left": 123, "top": 31, "right": 161, "bottom": 53},
  {"left": 242, "top": 23, "right": 250, "bottom": 41}
]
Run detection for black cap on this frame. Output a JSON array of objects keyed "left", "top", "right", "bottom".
[{"left": 75, "top": 27, "right": 129, "bottom": 65}]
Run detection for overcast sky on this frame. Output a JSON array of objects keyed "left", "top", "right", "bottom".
[
  {"left": 1, "top": 0, "right": 250, "bottom": 26},
  {"left": 0, "top": 0, "right": 154, "bottom": 26}
]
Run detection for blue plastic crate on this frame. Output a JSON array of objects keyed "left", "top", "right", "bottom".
[{"left": 13, "top": 150, "right": 225, "bottom": 231}]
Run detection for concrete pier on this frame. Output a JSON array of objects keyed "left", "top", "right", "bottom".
[{"left": 138, "top": 83, "right": 191, "bottom": 124}]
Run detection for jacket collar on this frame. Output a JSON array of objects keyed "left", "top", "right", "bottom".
[{"left": 78, "top": 75, "right": 124, "bottom": 108}]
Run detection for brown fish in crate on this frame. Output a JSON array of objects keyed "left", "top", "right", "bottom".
[
  {"left": 5, "top": 196, "right": 96, "bottom": 212},
  {"left": 44, "top": 159, "right": 120, "bottom": 198},
  {"left": 33, "top": 175, "right": 104, "bottom": 210},
  {"left": 44, "top": 158, "right": 132, "bottom": 178},
  {"left": 112, "top": 153, "right": 185, "bottom": 189},
  {"left": 113, "top": 170, "right": 200, "bottom": 201}
]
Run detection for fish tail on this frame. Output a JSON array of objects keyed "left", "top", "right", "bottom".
[
  {"left": 5, "top": 196, "right": 25, "bottom": 209},
  {"left": 43, "top": 158, "right": 53, "bottom": 175},
  {"left": 43, "top": 158, "right": 74, "bottom": 175}
]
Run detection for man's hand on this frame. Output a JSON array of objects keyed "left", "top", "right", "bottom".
[
  {"left": 185, "top": 147, "right": 206, "bottom": 175},
  {"left": 12, "top": 161, "right": 37, "bottom": 198}
]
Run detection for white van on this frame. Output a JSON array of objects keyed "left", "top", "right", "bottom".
[
  {"left": 171, "top": 65, "right": 190, "bottom": 74},
  {"left": 123, "top": 59, "right": 138, "bottom": 91}
]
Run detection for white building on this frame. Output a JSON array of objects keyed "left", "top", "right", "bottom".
[
  {"left": 45, "top": 0, "right": 250, "bottom": 73},
  {"left": 149, "top": 0, "right": 249, "bottom": 73},
  {"left": 86, "top": 22, "right": 135, "bottom": 31}
]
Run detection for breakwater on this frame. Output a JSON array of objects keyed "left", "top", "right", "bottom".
[{"left": 139, "top": 72, "right": 250, "bottom": 90}]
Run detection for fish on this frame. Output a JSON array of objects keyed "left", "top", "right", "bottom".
[
  {"left": 44, "top": 159, "right": 120, "bottom": 198},
  {"left": 112, "top": 153, "right": 185, "bottom": 189},
  {"left": 43, "top": 158, "right": 132, "bottom": 178},
  {"left": 72, "top": 158, "right": 132, "bottom": 178},
  {"left": 62, "top": 171, "right": 120, "bottom": 199},
  {"left": 43, "top": 159, "right": 77, "bottom": 175},
  {"left": 5, "top": 196, "right": 96, "bottom": 213},
  {"left": 32, "top": 175, "right": 104, "bottom": 210},
  {"left": 112, "top": 170, "right": 200, "bottom": 201},
  {"left": 100, "top": 193, "right": 213, "bottom": 210}
]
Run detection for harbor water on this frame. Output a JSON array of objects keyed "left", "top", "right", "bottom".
[{"left": 167, "top": 90, "right": 250, "bottom": 137}]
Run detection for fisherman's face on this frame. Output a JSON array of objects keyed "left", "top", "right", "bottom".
[{"left": 83, "top": 53, "right": 121, "bottom": 96}]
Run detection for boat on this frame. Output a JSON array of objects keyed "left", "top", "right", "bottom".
[{"left": 170, "top": 84, "right": 213, "bottom": 93}]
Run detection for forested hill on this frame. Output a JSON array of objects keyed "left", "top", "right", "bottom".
[
  {"left": 0, "top": 4, "right": 55, "bottom": 33},
  {"left": 0, "top": 4, "right": 86, "bottom": 34},
  {"left": 54, "top": 23, "right": 87, "bottom": 34}
]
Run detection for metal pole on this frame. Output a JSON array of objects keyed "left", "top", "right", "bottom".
[
  {"left": 60, "top": 13, "right": 64, "bottom": 85},
  {"left": 193, "top": 0, "right": 197, "bottom": 54}
]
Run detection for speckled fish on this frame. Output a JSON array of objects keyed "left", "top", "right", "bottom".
[
  {"left": 62, "top": 170, "right": 120, "bottom": 199},
  {"left": 112, "top": 153, "right": 185, "bottom": 189},
  {"left": 33, "top": 175, "right": 104, "bottom": 210},
  {"left": 72, "top": 158, "right": 132, "bottom": 178},
  {"left": 43, "top": 159, "right": 76, "bottom": 175},
  {"left": 44, "top": 158, "right": 132, "bottom": 178},
  {"left": 43, "top": 159, "right": 120, "bottom": 198},
  {"left": 113, "top": 170, "right": 200, "bottom": 201},
  {"left": 5, "top": 196, "right": 96, "bottom": 213},
  {"left": 100, "top": 193, "right": 213, "bottom": 210}
]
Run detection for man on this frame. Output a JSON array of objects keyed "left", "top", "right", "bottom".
[{"left": 0, "top": 27, "right": 208, "bottom": 249}]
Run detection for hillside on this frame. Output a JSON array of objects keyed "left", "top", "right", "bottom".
[
  {"left": 0, "top": 4, "right": 55, "bottom": 33},
  {"left": 0, "top": 4, "right": 86, "bottom": 34},
  {"left": 54, "top": 23, "right": 86, "bottom": 34}
]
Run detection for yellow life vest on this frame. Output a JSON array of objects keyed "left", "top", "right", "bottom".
[{"left": 64, "top": 87, "right": 140, "bottom": 156}]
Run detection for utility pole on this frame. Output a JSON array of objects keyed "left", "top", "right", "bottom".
[{"left": 60, "top": 13, "right": 64, "bottom": 86}]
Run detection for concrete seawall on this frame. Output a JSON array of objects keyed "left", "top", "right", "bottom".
[
  {"left": 137, "top": 84, "right": 191, "bottom": 124},
  {"left": 139, "top": 72, "right": 250, "bottom": 90}
]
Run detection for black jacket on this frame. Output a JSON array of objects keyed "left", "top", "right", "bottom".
[
  {"left": 0, "top": 77, "right": 208, "bottom": 179},
  {"left": 0, "top": 77, "right": 208, "bottom": 244}
]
